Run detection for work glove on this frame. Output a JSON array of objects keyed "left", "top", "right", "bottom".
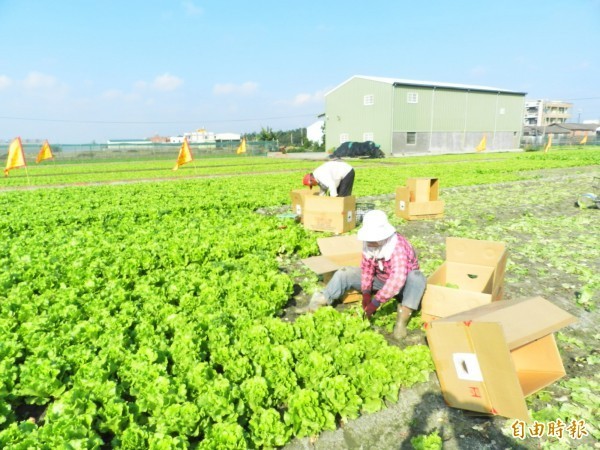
[
  {"left": 362, "top": 292, "right": 372, "bottom": 309},
  {"left": 363, "top": 299, "right": 380, "bottom": 318}
]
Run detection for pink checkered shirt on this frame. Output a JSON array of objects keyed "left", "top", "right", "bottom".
[{"left": 360, "top": 233, "right": 419, "bottom": 304}]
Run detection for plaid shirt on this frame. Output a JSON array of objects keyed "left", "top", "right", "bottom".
[{"left": 360, "top": 233, "right": 419, "bottom": 304}]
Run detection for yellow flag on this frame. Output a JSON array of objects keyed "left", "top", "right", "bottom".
[
  {"left": 475, "top": 134, "right": 487, "bottom": 152},
  {"left": 579, "top": 134, "right": 588, "bottom": 145},
  {"left": 173, "top": 138, "right": 193, "bottom": 171},
  {"left": 236, "top": 137, "right": 247, "bottom": 154},
  {"left": 36, "top": 140, "right": 54, "bottom": 163},
  {"left": 4, "top": 137, "right": 26, "bottom": 176},
  {"left": 544, "top": 135, "right": 552, "bottom": 153}
]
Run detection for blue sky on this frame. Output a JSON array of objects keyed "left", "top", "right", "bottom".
[{"left": 0, "top": 0, "right": 598, "bottom": 144}]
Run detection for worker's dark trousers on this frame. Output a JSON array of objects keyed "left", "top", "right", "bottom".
[{"left": 338, "top": 169, "right": 355, "bottom": 196}]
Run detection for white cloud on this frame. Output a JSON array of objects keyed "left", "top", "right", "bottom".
[
  {"left": 134, "top": 74, "right": 183, "bottom": 92},
  {"left": 291, "top": 90, "right": 325, "bottom": 106},
  {"left": 152, "top": 73, "right": 183, "bottom": 91},
  {"left": 0, "top": 75, "right": 12, "bottom": 89},
  {"left": 22, "top": 71, "right": 59, "bottom": 90},
  {"left": 182, "top": 1, "right": 203, "bottom": 15},
  {"left": 213, "top": 81, "right": 258, "bottom": 96}
]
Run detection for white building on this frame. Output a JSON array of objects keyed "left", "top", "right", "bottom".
[
  {"left": 524, "top": 100, "right": 572, "bottom": 126},
  {"left": 306, "top": 120, "right": 324, "bottom": 144},
  {"left": 170, "top": 129, "right": 216, "bottom": 144}
]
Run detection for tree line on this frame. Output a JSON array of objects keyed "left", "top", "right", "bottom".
[{"left": 243, "top": 127, "right": 324, "bottom": 151}]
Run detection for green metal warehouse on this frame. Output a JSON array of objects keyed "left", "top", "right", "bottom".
[{"left": 324, "top": 76, "right": 527, "bottom": 155}]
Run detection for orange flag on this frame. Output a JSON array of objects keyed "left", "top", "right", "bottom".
[
  {"left": 475, "top": 134, "right": 487, "bottom": 152},
  {"left": 544, "top": 135, "right": 552, "bottom": 153},
  {"left": 236, "top": 137, "right": 247, "bottom": 154},
  {"left": 36, "top": 140, "right": 54, "bottom": 163},
  {"left": 173, "top": 137, "right": 193, "bottom": 171},
  {"left": 579, "top": 134, "right": 588, "bottom": 145},
  {"left": 4, "top": 137, "right": 26, "bottom": 176}
]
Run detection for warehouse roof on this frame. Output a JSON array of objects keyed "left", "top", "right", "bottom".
[{"left": 326, "top": 75, "right": 527, "bottom": 96}]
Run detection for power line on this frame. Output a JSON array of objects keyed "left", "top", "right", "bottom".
[
  {"left": 563, "top": 97, "right": 600, "bottom": 101},
  {"left": 0, "top": 113, "right": 320, "bottom": 125}
]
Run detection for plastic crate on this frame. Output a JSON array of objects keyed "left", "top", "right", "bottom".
[{"left": 356, "top": 202, "right": 375, "bottom": 224}]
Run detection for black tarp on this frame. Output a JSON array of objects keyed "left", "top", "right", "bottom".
[{"left": 331, "top": 141, "right": 385, "bottom": 159}]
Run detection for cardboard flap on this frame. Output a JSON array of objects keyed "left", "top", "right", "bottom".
[
  {"left": 422, "top": 285, "right": 494, "bottom": 318},
  {"left": 437, "top": 297, "right": 577, "bottom": 349},
  {"left": 300, "top": 255, "right": 342, "bottom": 275},
  {"left": 317, "top": 235, "right": 362, "bottom": 256},
  {"left": 446, "top": 237, "right": 506, "bottom": 267},
  {"left": 469, "top": 322, "right": 531, "bottom": 422},
  {"left": 426, "top": 322, "right": 493, "bottom": 416},
  {"left": 301, "top": 235, "right": 362, "bottom": 274}
]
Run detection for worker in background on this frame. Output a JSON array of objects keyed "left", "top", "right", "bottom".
[
  {"left": 302, "top": 158, "right": 355, "bottom": 197},
  {"left": 295, "top": 210, "right": 425, "bottom": 340}
]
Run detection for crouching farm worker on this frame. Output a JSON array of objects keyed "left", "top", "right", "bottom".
[
  {"left": 298, "top": 210, "right": 426, "bottom": 339},
  {"left": 302, "top": 159, "right": 355, "bottom": 197}
]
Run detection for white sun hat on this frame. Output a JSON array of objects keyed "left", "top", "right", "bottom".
[{"left": 357, "top": 210, "right": 396, "bottom": 242}]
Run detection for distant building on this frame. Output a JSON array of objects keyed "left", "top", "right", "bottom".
[
  {"left": 324, "top": 75, "right": 526, "bottom": 155},
  {"left": 522, "top": 122, "right": 598, "bottom": 146},
  {"left": 215, "top": 132, "right": 241, "bottom": 142},
  {"left": 170, "top": 129, "right": 241, "bottom": 144},
  {"left": 524, "top": 100, "right": 572, "bottom": 126},
  {"left": 306, "top": 120, "right": 324, "bottom": 144},
  {"left": 148, "top": 135, "right": 170, "bottom": 143},
  {"left": 170, "top": 128, "right": 216, "bottom": 144},
  {"left": 107, "top": 139, "right": 151, "bottom": 146}
]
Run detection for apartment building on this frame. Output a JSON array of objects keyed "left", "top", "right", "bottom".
[{"left": 524, "top": 100, "right": 572, "bottom": 126}]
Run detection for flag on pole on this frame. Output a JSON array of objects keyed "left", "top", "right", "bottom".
[
  {"left": 236, "top": 137, "right": 247, "bottom": 154},
  {"left": 36, "top": 140, "right": 54, "bottom": 163},
  {"left": 475, "top": 134, "right": 487, "bottom": 152},
  {"left": 173, "top": 137, "right": 193, "bottom": 171},
  {"left": 544, "top": 135, "right": 552, "bottom": 153},
  {"left": 4, "top": 137, "right": 26, "bottom": 176},
  {"left": 579, "top": 134, "right": 588, "bottom": 145}
]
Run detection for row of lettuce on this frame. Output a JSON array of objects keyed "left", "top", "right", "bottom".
[
  {"left": 0, "top": 178, "right": 435, "bottom": 449},
  {"left": 0, "top": 147, "right": 598, "bottom": 188}
]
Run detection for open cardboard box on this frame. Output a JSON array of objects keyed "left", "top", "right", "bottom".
[
  {"left": 290, "top": 188, "right": 320, "bottom": 222},
  {"left": 408, "top": 177, "right": 440, "bottom": 202},
  {"left": 421, "top": 237, "right": 507, "bottom": 322},
  {"left": 301, "top": 235, "right": 362, "bottom": 303},
  {"left": 425, "top": 296, "right": 577, "bottom": 422},
  {"left": 303, "top": 195, "right": 356, "bottom": 234},
  {"left": 395, "top": 178, "right": 444, "bottom": 220}
]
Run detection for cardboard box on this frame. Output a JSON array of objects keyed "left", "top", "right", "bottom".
[
  {"left": 395, "top": 185, "right": 444, "bottom": 220},
  {"left": 407, "top": 177, "right": 440, "bottom": 202},
  {"left": 301, "top": 235, "right": 363, "bottom": 303},
  {"left": 425, "top": 296, "right": 576, "bottom": 422},
  {"left": 290, "top": 188, "right": 320, "bottom": 222},
  {"left": 421, "top": 237, "right": 507, "bottom": 323},
  {"left": 303, "top": 195, "right": 356, "bottom": 234}
]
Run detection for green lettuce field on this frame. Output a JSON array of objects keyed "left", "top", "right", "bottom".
[{"left": 0, "top": 148, "right": 598, "bottom": 449}]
